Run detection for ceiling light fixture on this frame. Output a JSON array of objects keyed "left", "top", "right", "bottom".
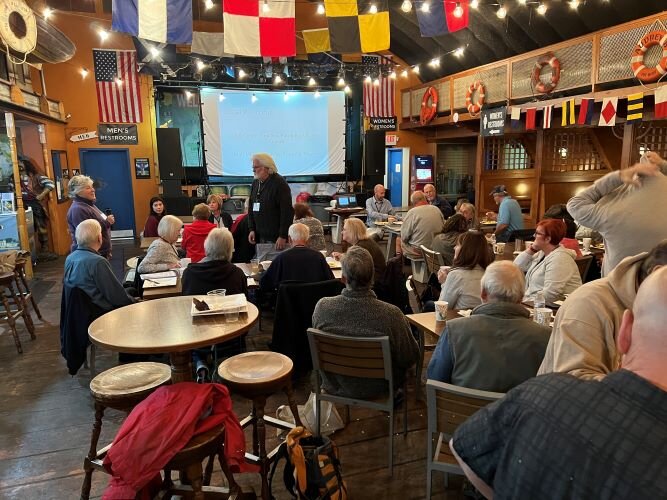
[
  {"left": 251, "top": 93, "right": 258, "bottom": 103},
  {"left": 343, "top": 85, "right": 351, "bottom": 94},
  {"left": 204, "top": 0, "right": 214, "bottom": 10},
  {"left": 518, "top": 0, "right": 527, "bottom": 5},
  {"left": 453, "top": 2, "right": 463, "bottom": 18},
  {"left": 428, "top": 57, "right": 440, "bottom": 67},
  {"left": 412, "top": 65, "right": 420, "bottom": 74},
  {"left": 536, "top": 3, "right": 547, "bottom": 14},
  {"left": 316, "top": 2, "right": 325, "bottom": 14},
  {"left": 369, "top": 3, "right": 378, "bottom": 14},
  {"left": 337, "top": 77, "right": 346, "bottom": 87},
  {"left": 262, "top": 0, "right": 270, "bottom": 13},
  {"left": 314, "top": 89, "right": 321, "bottom": 98},
  {"left": 308, "top": 77, "right": 316, "bottom": 86},
  {"left": 98, "top": 29, "right": 109, "bottom": 42},
  {"left": 43, "top": 7, "right": 53, "bottom": 19},
  {"left": 496, "top": 5, "right": 507, "bottom": 19},
  {"left": 219, "top": 94, "right": 225, "bottom": 102},
  {"left": 238, "top": 68, "right": 247, "bottom": 79},
  {"left": 196, "top": 60, "right": 206, "bottom": 72},
  {"left": 454, "top": 47, "right": 465, "bottom": 58},
  {"left": 150, "top": 46, "right": 160, "bottom": 58},
  {"left": 569, "top": 0, "right": 580, "bottom": 9},
  {"left": 401, "top": 69, "right": 409, "bottom": 78},
  {"left": 80, "top": 68, "right": 89, "bottom": 78},
  {"left": 421, "top": 1, "right": 430, "bottom": 13},
  {"left": 274, "top": 74, "right": 283, "bottom": 84},
  {"left": 401, "top": 0, "right": 412, "bottom": 13},
  {"left": 389, "top": 70, "right": 397, "bottom": 79},
  {"left": 470, "top": 0, "right": 479, "bottom": 8}
]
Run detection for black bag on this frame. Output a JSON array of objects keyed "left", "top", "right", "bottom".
[{"left": 269, "top": 426, "right": 347, "bottom": 500}]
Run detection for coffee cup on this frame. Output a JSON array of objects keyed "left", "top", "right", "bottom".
[
  {"left": 494, "top": 242, "right": 506, "bottom": 255},
  {"left": 525, "top": 241, "right": 533, "bottom": 251},
  {"left": 514, "top": 238, "right": 524, "bottom": 252},
  {"left": 535, "top": 307, "right": 553, "bottom": 326},
  {"left": 435, "top": 301, "right": 449, "bottom": 322},
  {"left": 583, "top": 237, "right": 592, "bottom": 252}
]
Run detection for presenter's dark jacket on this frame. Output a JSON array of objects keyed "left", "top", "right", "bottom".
[{"left": 248, "top": 173, "right": 294, "bottom": 242}]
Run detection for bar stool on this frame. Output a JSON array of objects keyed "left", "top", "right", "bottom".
[
  {"left": 0, "top": 272, "right": 36, "bottom": 354},
  {"left": 217, "top": 351, "right": 302, "bottom": 500},
  {"left": 13, "top": 259, "right": 43, "bottom": 320},
  {"left": 80, "top": 362, "right": 172, "bottom": 500}
]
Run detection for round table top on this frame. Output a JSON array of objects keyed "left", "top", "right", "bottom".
[{"left": 88, "top": 296, "right": 259, "bottom": 354}]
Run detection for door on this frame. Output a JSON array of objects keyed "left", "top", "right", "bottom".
[
  {"left": 79, "top": 149, "right": 135, "bottom": 238},
  {"left": 387, "top": 148, "right": 405, "bottom": 207}
]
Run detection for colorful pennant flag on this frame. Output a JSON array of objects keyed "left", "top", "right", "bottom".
[
  {"left": 414, "top": 0, "right": 469, "bottom": 37},
  {"left": 526, "top": 108, "right": 537, "bottom": 131},
  {"left": 510, "top": 107, "right": 521, "bottom": 127},
  {"left": 112, "top": 0, "right": 193, "bottom": 44},
  {"left": 577, "top": 98, "right": 595, "bottom": 125},
  {"left": 93, "top": 49, "right": 143, "bottom": 123},
  {"left": 324, "top": 0, "right": 390, "bottom": 53},
  {"left": 561, "top": 99, "right": 576, "bottom": 126},
  {"left": 655, "top": 85, "right": 667, "bottom": 119},
  {"left": 362, "top": 55, "right": 395, "bottom": 118},
  {"left": 223, "top": 0, "right": 295, "bottom": 57},
  {"left": 302, "top": 28, "right": 331, "bottom": 53},
  {"left": 598, "top": 97, "right": 618, "bottom": 126},
  {"left": 626, "top": 92, "right": 644, "bottom": 122},
  {"left": 191, "top": 32, "right": 234, "bottom": 58},
  {"left": 542, "top": 105, "right": 553, "bottom": 129}
]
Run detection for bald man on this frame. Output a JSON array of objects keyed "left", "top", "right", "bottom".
[
  {"left": 365, "top": 184, "right": 396, "bottom": 240},
  {"left": 448, "top": 266, "right": 667, "bottom": 500},
  {"left": 424, "top": 184, "right": 453, "bottom": 218}
]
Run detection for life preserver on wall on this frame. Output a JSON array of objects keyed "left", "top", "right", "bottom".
[
  {"left": 531, "top": 52, "right": 561, "bottom": 94},
  {"left": 630, "top": 30, "right": 667, "bottom": 83},
  {"left": 420, "top": 86, "right": 438, "bottom": 125},
  {"left": 0, "top": 0, "right": 37, "bottom": 56},
  {"left": 465, "top": 81, "right": 485, "bottom": 114}
]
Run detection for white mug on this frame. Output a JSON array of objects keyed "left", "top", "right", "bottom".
[
  {"left": 583, "top": 238, "right": 592, "bottom": 252},
  {"left": 435, "top": 301, "right": 449, "bottom": 322},
  {"left": 535, "top": 307, "right": 553, "bottom": 326}
]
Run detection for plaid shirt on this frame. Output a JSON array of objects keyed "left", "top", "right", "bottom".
[{"left": 452, "top": 370, "right": 667, "bottom": 500}]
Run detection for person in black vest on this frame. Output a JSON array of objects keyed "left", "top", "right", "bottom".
[
  {"left": 424, "top": 183, "right": 454, "bottom": 219},
  {"left": 248, "top": 153, "right": 294, "bottom": 251}
]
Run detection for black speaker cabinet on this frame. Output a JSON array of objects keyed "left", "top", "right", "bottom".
[
  {"left": 364, "top": 130, "right": 386, "bottom": 176},
  {"left": 156, "top": 128, "right": 184, "bottom": 180}
]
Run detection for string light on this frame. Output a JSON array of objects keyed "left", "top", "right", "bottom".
[
  {"left": 496, "top": 5, "right": 507, "bottom": 19},
  {"left": 337, "top": 77, "right": 346, "bottom": 87},
  {"left": 364, "top": 75, "right": 372, "bottom": 83},
  {"left": 43, "top": 7, "right": 53, "bottom": 19},
  {"left": 219, "top": 94, "right": 225, "bottom": 102},
  {"left": 568, "top": 0, "right": 580, "bottom": 9},
  {"left": 537, "top": 3, "right": 547, "bottom": 14},
  {"left": 421, "top": 1, "right": 430, "bottom": 13},
  {"left": 196, "top": 60, "right": 206, "bottom": 72},
  {"left": 238, "top": 68, "right": 247, "bottom": 79},
  {"left": 453, "top": 2, "right": 463, "bottom": 18},
  {"left": 369, "top": 3, "right": 378, "bottom": 14},
  {"left": 373, "top": 78, "right": 380, "bottom": 86},
  {"left": 316, "top": 2, "right": 325, "bottom": 14},
  {"left": 518, "top": 0, "right": 527, "bottom": 5},
  {"left": 401, "top": 0, "right": 412, "bottom": 13},
  {"left": 470, "top": 0, "right": 479, "bottom": 8},
  {"left": 454, "top": 47, "right": 465, "bottom": 58},
  {"left": 283, "top": 91, "right": 289, "bottom": 101},
  {"left": 150, "top": 46, "right": 160, "bottom": 58},
  {"left": 115, "top": 77, "right": 123, "bottom": 86},
  {"left": 185, "top": 90, "right": 193, "bottom": 99},
  {"left": 401, "top": 69, "right": 409, "bottom": 78},
  {"left": 251, "top": 93, "right": 258, "bottom": 103},
  {"left": 343, "top": 85, "right": 351, "bottom": 94},
  {"left": 262, "top": 0, "right": 270, "bottom": 13},
  {"left": 274, "top": 74, "right": 283, "bottom": 84},
  {"left": 80, "top": 68, "right": 89, "bottom": 78},
  {"left": 389, "top": 70, "right": 397, "bottom": 79},
  {"left": 308, "top": 77, "right": 317, "bottom": 86},
  {"left": 412, "top": 65, "right": 420, "bottom": 74},
  {"left": 204, "top": 0, "right": 214, "bottom": 9},
  {"left": 314, "top": 89, "right": 321, "bottom": 98},
  {"left": 429, "top": 57, "right": 440, "bottom": 67},
  {"left": 98, "top": 29, "right": 109, "bottom": 42}
]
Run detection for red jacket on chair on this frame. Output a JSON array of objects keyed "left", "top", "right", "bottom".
[
  {"left": 181, "top": 220, "right": 216, "bottom": 262},
  {"left": 102, "top": 382, "right": 251, "bottom": 499}
]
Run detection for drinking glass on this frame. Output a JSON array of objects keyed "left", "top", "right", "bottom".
[
  {"left": 250, "top": 259, "right": 260, "bottom": 274},
  {"left": 226, "top": 310, "right": 240, "bottom": 322},
  {"left": 207, "top": 289, "right": 227, "bottom": 296}
]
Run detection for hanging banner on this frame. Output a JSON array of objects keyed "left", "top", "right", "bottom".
[
  {"left": 97, "top": 124, "right": 138, "bottom": 145},
  {"left": 481, "top": 106, "right": 506, "bottom": 137}
]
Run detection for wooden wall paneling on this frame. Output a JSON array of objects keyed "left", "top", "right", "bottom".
[
  {"left": 620, "top": 122, "right": 634, "bottom": 169},
  {"left": 586, "top": 129, "right": 615, "bottom": 171},
  {"left": 534, "top": 130, "right": 544, "bottom": 226},
  {"left": 590, "top": 128, "right": 622, "bottom": 170},
  {"left": 474, "top": 135, "right": 483, "bottom": 207},
  {"left": 479, "top": 170, "right": 536, "bottom": 217}
]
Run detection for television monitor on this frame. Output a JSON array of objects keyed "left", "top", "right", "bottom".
[
  {"left": 416, "top": 168, "right": 433, "bottom": 181},
  {"left": 337, "top": 196, "right": 350, "bottom": 207}
]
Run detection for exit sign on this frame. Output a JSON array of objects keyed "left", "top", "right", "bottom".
[{"left": 385, "top": 134, "right": 398, "bottom": 146}]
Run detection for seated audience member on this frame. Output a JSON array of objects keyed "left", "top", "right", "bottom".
[
  {"left": 207, "top": 194, "right": 233, "bottom": 229},
  {"left": 428, "top": 261, "right": 550, "bottom": 392},
  {"left": 181, "top": 203, "right": 216, "bottom": 263},
  {"left": 312, "top": 246, "right": 419, "bottom": 399},
  {"left": 486, "top": 185, "right": 524, "bottom": 243},
  {"left": 64, "top": 219, "right": 135, "bottom": 311},
  {"left": 539, "top": 240, "right": 667, "bottom": 380},
  {"left": 143, "top": 196, "right": 166, "bottom": 237},
  {"left": 567, "top": 156, "right": 667, "bottom": 276},
  {"left": 259, "top": 223, "right": 334, "bottom": 292},
  {"left": 458, "top": 202, "right": 479, "bottom": 231},
  {"left": 293, "top": 202, "right": 326, "bottom": 251},
  {"left": 400, "top": 190, "right": 445, "bottom": 258},
  {"left": 451, "top": 267, "right": 667, "bottom": 500},
  {"left": 182, "top": 228, "right": 247, "bottom": 296},
  {"left": 431, "top": 214, "right": 469, "bottom": 266},
  {"left": 543, "top": 204, "right": 582, "bottom": 257},
  {"left": 438, "top": 231, "right": 494, "bottom": 310},
  {"left": 137, "top": 215, "right": 182, "bottom": 274},
  {"left": 513, "top": 219, "right": 582, "bottom": 303},
  {"left": 331, "top": 217, "right": 386, "bottom": 281},
  {"left": 365, "top": 184, "right": 396, "bottom": 240},
  {"left": 424, "top": 183, "right": 454, "bottom": 218},
  {"left": 230, "top": 200, "right": 256, "bottom": 263}
]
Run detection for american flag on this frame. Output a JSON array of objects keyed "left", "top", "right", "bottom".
[
  {"left": 362, "top": 55, "right": 395, "bottom": 118},
  {"left": 93, "top": 49, "right": 143, "bottom": 123}
]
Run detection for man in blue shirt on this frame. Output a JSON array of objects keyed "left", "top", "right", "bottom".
[
  {"left": 365, "top": 184, "right": 396, "bottom": 240},
  {"left": 488, "top": 185, "right": 523, "bottom": 243}
]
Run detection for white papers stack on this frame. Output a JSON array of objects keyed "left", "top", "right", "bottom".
[
  {"left": 191, "top": 294, "right": 248, "bottom": 317},
  {"left": 141, "top": 271, "right": 178, "bottom": 288}
]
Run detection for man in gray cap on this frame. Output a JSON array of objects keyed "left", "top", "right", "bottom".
[{"left": 486, "top": 185, "right": 523, "bottom": 242}]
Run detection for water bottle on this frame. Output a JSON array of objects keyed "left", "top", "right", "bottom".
[{"left": 534, "top": 291, "right": 545, "bottom": 323}]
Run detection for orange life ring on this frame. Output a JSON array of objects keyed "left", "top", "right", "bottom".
[
  {"left": 465, "top": 81, "right": 485, "bottom": 114},
  {"left": 420, "top": 86, "right": 438, "bottom": 125},
  {"left": 531, "top": 52, "right": 561, "bottom": 94},
  {"left": 630, "top": 30, "right": 667, "bottom": 83}
]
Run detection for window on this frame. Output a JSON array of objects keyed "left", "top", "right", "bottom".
[
  {"left": 484, "top": 138, "right": 534, "bottom": 171},
  {"left": 544, "top": 131, "right": 607, "bottom": 172}
]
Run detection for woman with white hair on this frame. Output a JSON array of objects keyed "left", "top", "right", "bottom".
[
  {"left": 66, "top": 175, "right": 115, "bottom": 258},
  {"left": 137, "top": 215, "right": 183, "bottom": 274},
  {"left": 331, "top": 217, "right": 386, "bottom": 279},
  {"left": 182, "top": 228, "right": 247, "bottom": 296}
]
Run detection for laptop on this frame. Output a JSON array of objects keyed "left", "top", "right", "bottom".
[{"left": 337, "top": 195, "right": 358, "bottom": 208}]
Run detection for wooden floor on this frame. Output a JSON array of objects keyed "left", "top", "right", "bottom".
[{"left": 0, "top": 241, "right": 466, "bottom": 499}]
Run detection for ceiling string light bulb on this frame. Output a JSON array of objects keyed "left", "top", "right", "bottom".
[
  {"left": 470, "top": 0, "right": 479, "bottom": 8},
  {"left": 43, "top": 7, "right": 53, "bottom": 19},
  {"left": 204, "top": 0, "right": 214, "bottom": 10},
  {"left": 343, "top": 85, "right": 351, "bottom": 94},
  {"left": 401, "top": 69, "right": 409, "bottom": 78},
  {"left": 496, "top": 5, "right": 507, "bottom": 19},
  {"left": 454, "top": 47, "right": 465, "bottom": 58},
  {"left": 283, "top": 91, "right": 289, "bottom": 101},
  {"left": 99, "top": 29, "right": 109, "bottom": 42},
  {"left": 337, "top": 77, "right": 346, "bottom": 87},
  {"left": 274, "top": 74, "right": 283, "bottom": 84},
  {"left": 518, "top": 0, "right": 527, "bottom": 5},
  {"left": 262, "top": 0, "right": 270, "bottom": 13},
  {"left": 401, "top": 0, "right": 412, "bottom": 13},
  {"left": 453, "top": 2, "right": 463, "bottom": 18},
  {"left": 115, "top": 77, "right": 123, "bottom": 86},
  {"left": 369, "top": 3, "right": 378, "bottom": 14},
  {"left": 80, "top": 68, "right": 89, "bottom": 78},
  {"left": 373, "top": 78, "right": 380, "bottom": 86},
  {"left": 421, "top": 1, "right": 430, "bottom": 13},
  {"left": 251, "top": 93, "right": 258, "bottom": 103},
  {"left": 569, "top": 0, "right": 580, "bottom": 9},
  {"left": 536, "top": 2, "right": 547, "bottom": 15},
  {"left": 238, "top": 68, "right": 247, "bottom": 79},
  {"left": 364, "top": 75, "right": 372, "bottom": 83},
  {"left": 316, "top": 2, "right": 325, "bottom": 14},
  {"left": 308, "top": 77, "right": 316, "bottom": 86},
  {"left": 314, "top": 89, "right": 321, "bottom": 98},
  {"left": 196, "top": 60, "right": 206, "bottom": 72},
  {"left": 389, "top": 70, "right": 397, "bottom": 79},
  {"left": 219, "top": 94, "right": 225, "bottom": 102},
  {"left": 412, "top": 65, "right": 420, "bottom": 74}
]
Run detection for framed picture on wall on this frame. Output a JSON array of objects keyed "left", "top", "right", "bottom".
[
  {"left": 135, "top": 158, "right": 150, "bottom": 179},
  {"left": 71, "top": 168, "right": 80, "bottom": 176}
]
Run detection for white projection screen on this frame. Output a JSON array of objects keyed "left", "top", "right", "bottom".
[{"left": 201, "top": 89, "right": 346, "bottom": 177}]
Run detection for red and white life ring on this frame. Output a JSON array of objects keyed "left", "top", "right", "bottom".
[
  {"left": 531, "top": 52, "right": 561, "bottom": 94},
  {"left": 420, "top": 86, "right": 438, "bottom": 125},
  {"left": 465, "top": 81, "right": 485, "bottom": 114},
  {"left": 630, "top": 30, "right": 667, "bottom": 83}
]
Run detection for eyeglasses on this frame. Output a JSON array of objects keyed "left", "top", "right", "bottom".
[
  {"left": 251, "top": 165, "right": 264, "bottom": 171},
  {"left": 534, "top": 231, "right": 546, "bottom": 237}
]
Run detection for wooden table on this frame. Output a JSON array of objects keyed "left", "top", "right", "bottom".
[
  {"left": 142, "top": 275, "right": 183, "bottom": 299},
  {"left": 89, "top": 296, "right": 259, "bottom": 383},
  {"left": 324, "top": 207, "right": 364, "bottom": 244}
]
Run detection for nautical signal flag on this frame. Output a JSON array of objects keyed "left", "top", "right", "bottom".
[
  {"left": 112, "top": 0, "right": 193, "bottom": 44},
  {"left": 415, "top": 0, "right": 469, "bottom": 37},
  {"left": 510, "top": 107, "right": 521, "bottom": 127},
  {"left": 577, "top": 98, "right": 595, "bottom": 125},
  {"left": 561, "top": 99, "right": 576, "bottom": 126},
  {"left": 223, "top": 0, "right": 296, "bottom": 57},
  {"left": 542, "top": 105, "right": 553, "bottom": 129},
  {"left": 302, "top": 28, "right": 331, "bottom": 54},
  {"left": 526, "top": 108, "right": 537, "bottom": 131},
  {"left": 324, "top": 0, "right": 390, "bottom": 53},
  {"left": 655, "top": 85, "right": 667, "bottom": 119},
  {"left": 626, "top": 92, "right": 644, "bottom": 122},
  {"left": 598, "top": 97, "right": 618, "bottom": 126}
]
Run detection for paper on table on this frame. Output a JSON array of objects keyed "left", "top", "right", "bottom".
[
  {"left": 458, "top": 309, "right": 472, "bottom": 317},
  {"left": 247, "top": 277, "right": 257, "bottom": 286},
  {"left": 143, "top": 277, "right": 178, "bottom": 288},
  {"left": 141, "top": 271, "right": 177, "bottom": 280}
]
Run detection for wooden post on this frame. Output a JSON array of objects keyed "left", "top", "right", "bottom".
[{"left": 5, "top": 112, "right": 33, "bottom": 277}]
